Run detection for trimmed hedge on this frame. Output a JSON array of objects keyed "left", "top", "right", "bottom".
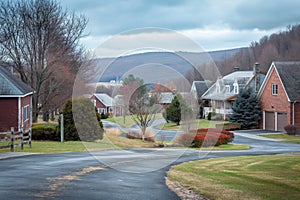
[
  {"left": 32, "top": 124, "right": 59, "bottom": 141},
  {"left": 175, "top": 128, "right": 234, "bottom": 148}
]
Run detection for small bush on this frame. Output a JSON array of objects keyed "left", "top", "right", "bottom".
[
  {"left": 101, "top": 112, "right": 108, "bottom": 119},
  {"left": 105, "top": 128, "right": 122, "bottom": 136},
  {"left": 284, "top": 125, "right": 297, "bottom": 135},
  {"left": 180, "top": 128, "right": 234, "bottom": 148},
  {"left": 32, "top": 124, "right": 59, "bottom": 141},
  {"left": 207, "top": 112, "right": 213, "bottom": 120},
  {"left": 174, "top": 133, "right": 195, "bottom": 147},
  {"left": 126, "top": 129, "right": 155, "bottom": 142}
]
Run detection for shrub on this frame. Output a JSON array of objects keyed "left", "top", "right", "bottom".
[
  {"left": 174, "top": 133, "right": 196, "bottom": 147},
  {"left": 284, "top": 125, "right": 297, "bottom": 135},
  {"left": 211, "top": 113, "right": 223, "bottom": 121},
  {"left": 188, "top": 128, "right": 234, "bottom": 148},
  {"left": 190, "top": 128, "right": 234, "bottom": 142},
  {"left": 58, "top": 98, "right": 104, "bottom": 141},
  {"left": 126, "top": 129, "right": 155, "bottom": 142},
  {"left": 105, "top": 128, "right": 122, "bottom": 136},
  {"left": 101, "top": 112, "right": 108, "bottom": 119},
  {"left": 207, "top": 112, "right": 213, "bottom": 120},
  {"left": 32, "top": 124, "right": 59, "bottom": 141}
]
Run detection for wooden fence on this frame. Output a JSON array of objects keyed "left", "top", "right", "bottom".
[{"left": 0, "top": 127, "right": 32, "bottom": 152}]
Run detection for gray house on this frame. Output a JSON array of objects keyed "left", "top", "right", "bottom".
[{"left": 201, "top": 64, "right": 265, "bottom": 120}]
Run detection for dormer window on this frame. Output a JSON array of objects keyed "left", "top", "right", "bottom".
[
  {"left": 233, "top": 80, "right": 239, "bottom": 94},
  {"left": 225, "top": 85, "right": 230, "bottom": 93}
]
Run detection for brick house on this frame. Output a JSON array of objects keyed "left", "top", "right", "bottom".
[
  {"left": 0, "top": 66, "right": 34, "bottom": 132},
  {"left": 258, "top": 62, "right": 300, "bottom": 131}
]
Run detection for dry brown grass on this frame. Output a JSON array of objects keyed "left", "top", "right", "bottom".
[{"left": 105, "top": 128, "right": 122, "bottom": 137}]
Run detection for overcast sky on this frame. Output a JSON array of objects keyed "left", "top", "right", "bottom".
[{"left": 61, "top": 0, "right": 300, "bottom": 56}]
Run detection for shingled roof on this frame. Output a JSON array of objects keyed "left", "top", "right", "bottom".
[
  {"left": 191, "top": 80, "right": 212, "bottom": 99},
  {"left": 273, "top": 62, "right": 300, "bottom": 102},
  {"left": 0, "top": 66, "right": 34, "bottom": 96}
]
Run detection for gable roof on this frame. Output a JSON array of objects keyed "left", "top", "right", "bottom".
[
  {"left": 258, "top": 61, "right": 300, "bottom": 102},
  {"left": 0, "top": 66, "right": 34, "bottom": 97},
  {"left": 202, "top": 70, "right": 260, "bottom": 101},
  {"left": 93, "top": 93, "right": 113, "bottom": 107},
  {"left": 191, "top": 80, "right": 212, "bottom": 99}
]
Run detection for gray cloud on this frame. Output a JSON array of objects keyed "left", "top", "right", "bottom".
[{"left": 61, "top": 0, "right": 300, "bottom": 50}]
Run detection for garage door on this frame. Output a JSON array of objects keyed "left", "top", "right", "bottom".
[
  {"left": 265, "top": 111, "right": 275, "bottom": 131},
  {"left": 277, "top": 112, "right": 287, "bottom": 131}
]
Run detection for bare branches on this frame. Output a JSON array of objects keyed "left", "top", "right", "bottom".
[{"left": 0, "top": 0, "right": 88, "bottom": 122}]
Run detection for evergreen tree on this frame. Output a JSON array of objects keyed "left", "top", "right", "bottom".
[
  {"left": 165, "top": 94, "right": 193, "bottom": 125},
  {"left": 229, "top": 88, "right": 261, "bottom": 129},
  {"left": 58, "top": 98, "right": 104, "bottom": 141}
]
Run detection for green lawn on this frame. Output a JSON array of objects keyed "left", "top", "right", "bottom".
[
  {"left": 158, "top": 119, "right": 228, "bottom": 130},
  {"left": 259, "top": 134, "right": 300, "bottom": 144},
  {"left": 201, "top": 144, "right": 250, "bottom": 150},
  {"left": 168, "top": 153, "right": 300, "bottom": 200},
  {"left": 0, "top": 135, "right": 155, "bottom": 154},
  {"left": 105, "top": 113, "right": 163, "bottom": 128}
]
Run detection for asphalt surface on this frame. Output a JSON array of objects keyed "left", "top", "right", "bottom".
[{"left": 1, "top": 122, "right": 300, "bottom": 199}]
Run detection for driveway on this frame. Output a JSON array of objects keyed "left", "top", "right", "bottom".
[{"left": 1, "top": 126, "right": 300, "bottom": 199}]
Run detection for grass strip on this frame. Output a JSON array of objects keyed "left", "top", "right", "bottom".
[{"left": 168, "top": 153, "right": 300, "bottom": 200}]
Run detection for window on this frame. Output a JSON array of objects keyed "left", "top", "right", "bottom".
[
  {"left": 99, "top": 108, "right": 105, "bottom": 114},
  {"left": 23, "top": 105, "right": 29, "bottom": 122},
  {"left": 272, "top": 84, "right": 278, "bottom": 95},
  {"left": 225, "top": 85, "right": 230, "bottom": 93},
  {"left": 233, "top": 80, "right": 239, "bottom": 94}
]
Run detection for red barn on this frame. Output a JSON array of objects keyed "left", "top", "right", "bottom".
[
  {"left": 258, "top": 62, "right": 300, "bottom": 131},
  {"left": 0, "top": 67, "right": 34, "bottom": 132}
]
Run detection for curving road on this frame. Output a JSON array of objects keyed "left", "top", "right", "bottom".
[{"left": 0, "top": 125, "right": 300, "bottom": 199}]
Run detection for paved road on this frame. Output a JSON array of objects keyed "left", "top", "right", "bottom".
[{"left": 1, "top": 127, "right": 300, "bottom": 199}]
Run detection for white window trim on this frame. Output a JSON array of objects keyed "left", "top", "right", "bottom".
[
  {"left": 272, "top": 84, "right": 278, "bottom": 95},
  {"left": 23, "top": 105, "right": 30, "bottom": 122}
]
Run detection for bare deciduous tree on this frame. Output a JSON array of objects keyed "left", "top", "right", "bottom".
[{"left": 0, "top": 0, "right": 87, "bottom": 122}]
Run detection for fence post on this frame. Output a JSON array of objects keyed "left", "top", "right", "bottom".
[
  {"left": 29, "top": 128, "right": 32, "bottom": 148},
  {"left": 10, "top": 127, "right": 14, "bottom": 152},
  {"left": 20, "top": 128, "right": 24, "bottom": 150},
  {"left": 60, "top": 114, "right": 64, "bottom": 143}
]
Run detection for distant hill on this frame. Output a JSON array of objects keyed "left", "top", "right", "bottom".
[
  {"left": 95, "top": 47, "right": 246, "bottom": 82},
  {"left": 218, "top": 24, "right": 300, "bottom": 75}
]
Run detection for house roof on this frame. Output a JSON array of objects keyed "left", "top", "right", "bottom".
[
  {"left": 202, "top": 70, "right": 265, "bottom": 101},
  {"left": 191, "top": 80, "right": 212, "bottom": 99},
  {"left": 0, "top": 66, "right": 34, "bottom": 96},
  {"left": 93, "top": 93, "right": 113, "bottom": 107},
  {"left": 258, "top": 62, "right": 300, "bottom": 102},
  {"left": 158, "top": 92, "right": 175, "bottom": 104}
]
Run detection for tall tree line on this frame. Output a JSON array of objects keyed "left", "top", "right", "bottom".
[
  {"left": 217, "top": 24, "right": 300, "bottom": 75},
  {"left": 0, "top": 0, "right": 88, "bottom": 122}
]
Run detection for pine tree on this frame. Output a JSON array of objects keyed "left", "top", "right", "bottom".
[
  {"left": 229, "top": 88, "right": 261, "bottom": 129},
  {"left": 165, "top": 94, "right": 193, "bottom": 125}
]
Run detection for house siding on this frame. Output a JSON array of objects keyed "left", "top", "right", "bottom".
[
  {"left": 21, "top": 95, "right": 32, "bottom": 132},
  {"left": 0, "top": 98, "right": 18, "bottom": 132},
  {"left": 260, "top": 68, "right": 291, "bottom": 129},
  {"left": 91, "top": 96, "right": 108, "bottom": 113},
  {"left": 294, "top": 103, "right": 300, "bottom": 128}
]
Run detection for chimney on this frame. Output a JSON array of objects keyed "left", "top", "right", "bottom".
[
  {"left": 233, "top": 67, "right": 240, "bottom": 72},
  {"left": 253, "top": 62, "right": 261, "bottom": 92}
]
